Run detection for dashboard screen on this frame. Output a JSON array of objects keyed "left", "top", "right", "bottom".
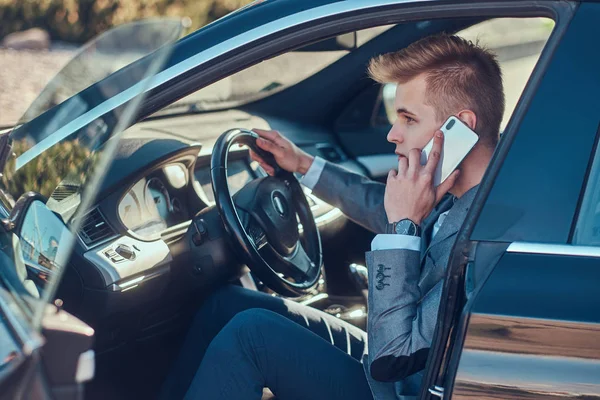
[{"left": 195, "top": 160, "right": 253, "bottom": 203}]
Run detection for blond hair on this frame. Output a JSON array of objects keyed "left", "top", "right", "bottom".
[{"left": 369, "top": 34, "right": 504, "bottom": 147}]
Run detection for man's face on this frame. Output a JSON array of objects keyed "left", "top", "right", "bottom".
[{"left": 387, "top": 74, "right": 442, "bottom": 161}]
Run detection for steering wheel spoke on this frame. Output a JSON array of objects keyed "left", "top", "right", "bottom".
[
  {"left": 246, "top": 217, "right": 268, "bottom": 251},
  {"left": 285, "top": 241, "right": 316, "bottom": 279}
]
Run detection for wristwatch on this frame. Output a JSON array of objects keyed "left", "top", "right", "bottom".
[{"left": 387, "top": 218, "right": 421, "bottom": 236}]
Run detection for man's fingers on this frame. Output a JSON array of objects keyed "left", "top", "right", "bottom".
[
  {"left": 397, "top": 156, "right": 408, "bottom": 175},
  {"left": 252, "top": 128, "right": 280, "bottom": 141},
  {"left": 249, "top": 149, "right": 263, "bottom": 163},
  {"left": 256, "top": 137, "right": 284, "bottom": 157},
  {"left": 250, "top": 149, "right": 276, "bottom": 176},
  {"left": 253, "top": 128, "right": 287, "bottom": 147},
  {"left": 407, "top": 148, "right": 421, "bottom": 176},
  {"left": 424, "top": 131, "right": 444, "bottom": 174},
  {"left": 436, "top": 169, "right": 460, "bottom": 199},
  {"left": 388, "top": 169, "right": 398, "bottom": 181}
]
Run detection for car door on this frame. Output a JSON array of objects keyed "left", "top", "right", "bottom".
[
  {"left": 0, "top": 202, "right": 96, "bottom": 400},
  {"left": 0, "top": 20, "right": 182, "bottom": 399},
  {"left": 421, "top": 3, "right": 600, "bottom": 399}
]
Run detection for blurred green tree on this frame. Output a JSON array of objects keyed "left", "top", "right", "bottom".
[{"left": 1, "top": 138, "right": 98, "bottom": 200}]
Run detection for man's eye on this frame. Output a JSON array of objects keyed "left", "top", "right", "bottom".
[{"left": 405, "top": 116, "right": 416, "bottom": 124}]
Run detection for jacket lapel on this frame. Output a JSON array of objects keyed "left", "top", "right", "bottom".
[
  {"left": 420, "top": 195, "right": 453, "bottom": 259},
  {"left": 421, "top": 185, "right": 479, "bottom": 263}
]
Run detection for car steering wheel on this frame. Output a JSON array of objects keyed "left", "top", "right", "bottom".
[{"left": 211, "top": 129, "right": 323, "bottom": 297}]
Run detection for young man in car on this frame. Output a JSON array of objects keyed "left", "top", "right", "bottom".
[{"left": 162, "top": 34, "right": 504, "bottom": 400}]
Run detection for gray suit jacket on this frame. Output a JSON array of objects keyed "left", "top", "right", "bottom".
[{"left": 312, "top": 161, "right": 478, "bottom": 400}]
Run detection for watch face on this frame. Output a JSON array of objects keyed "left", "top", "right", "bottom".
[
  {"left": 395, "top": 219, "right": 414, "bottom": 235},
  {"left": 396, "top": 219, "right": 413, "bottom": 235}
]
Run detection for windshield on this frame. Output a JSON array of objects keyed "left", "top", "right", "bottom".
[
  {"left": 0, "top": 19, "right": 183, "bottom": 328},
  {"left": 153, "top": 24, "right": 394, "bottom": 117}
]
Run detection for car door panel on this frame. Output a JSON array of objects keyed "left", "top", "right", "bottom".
[
  {"left": 422, "top": 3, "right": 600, "bottom": 398},
  {"left": 471, "top": 4, "right": 600, "bottom": 244},
  {"left": 0, "top": 230, "right": 95, "bottom": 400},
  {"left": 451, "top": 246, "right": 600, "bottom": 399}
]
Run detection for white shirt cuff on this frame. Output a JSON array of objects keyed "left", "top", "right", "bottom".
[
  {"left": 299, "top": 156, "right": 326, "bottom": 190},
  {"left": 371, "top": 234, "right": 421, "bottom": 251}
]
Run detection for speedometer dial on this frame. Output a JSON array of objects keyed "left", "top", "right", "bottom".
[{"left": 144, "top": 177, "right": 171, "bottom": 221}]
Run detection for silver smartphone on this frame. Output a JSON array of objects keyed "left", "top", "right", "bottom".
[{"left": 420, "top": 116, "right": 479, "bottom": 186}]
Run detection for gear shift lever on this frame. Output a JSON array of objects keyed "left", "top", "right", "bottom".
[{"left": 348, "top": 263, "right": 368, "bottom": 300}]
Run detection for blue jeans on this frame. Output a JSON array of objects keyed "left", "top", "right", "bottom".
[{"left": 161, "top": 285, "right": 373, "bottom": 400}]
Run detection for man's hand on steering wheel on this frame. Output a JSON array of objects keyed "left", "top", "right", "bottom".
[
  {"left": 250, "top": 129, "right": 315, "bottom": 176},
  {"left": 207, "top": 129, "right": 323, "bottom": 297}
]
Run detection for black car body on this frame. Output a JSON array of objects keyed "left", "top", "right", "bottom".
[{"left": 0, "top": 1, "right": 599, "bottom": 399}]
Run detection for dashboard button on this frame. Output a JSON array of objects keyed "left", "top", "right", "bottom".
[
  {"left": 104, "top": 249, "right": 124, "bottom": 263},
  {"left": 115, "top": 244, "right": 136, "bottom": 261}
]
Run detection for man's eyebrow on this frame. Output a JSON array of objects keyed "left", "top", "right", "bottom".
[{"left": 396, "top": 107, "right": 417, "bottom": 116}]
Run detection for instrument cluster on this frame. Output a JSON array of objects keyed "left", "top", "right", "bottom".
[{"left": 117, "top": 163, "right": 188, "bottom": 239}]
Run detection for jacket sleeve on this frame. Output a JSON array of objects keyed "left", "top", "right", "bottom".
[
  {"left": 311, "top": 160, "right": 388, "bottom": 234},
  {"left": 365, "top": 248, "right": 442, "bottom": 382}
]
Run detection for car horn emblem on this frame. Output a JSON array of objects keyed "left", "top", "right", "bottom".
[{"left": 272, "top": 192, "right": 287, "bottom": 217}]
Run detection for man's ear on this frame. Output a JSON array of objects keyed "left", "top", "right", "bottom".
[{"left": 456, "top": 110, "right": 477, "bottom": 131}]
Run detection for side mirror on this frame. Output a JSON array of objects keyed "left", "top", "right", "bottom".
[{"left": 8, "top": 192, "right": 74, "bottom": 292}]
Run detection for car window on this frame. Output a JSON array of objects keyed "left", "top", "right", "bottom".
[
  {"left": 152, "top": 24, "right": 395, "bottom": 117},
  {"left": 573, "top": 129, "right": 600, "bottom": 246},
  {"left": 382, "top": 17, "right": 555, "bottom": 131}
]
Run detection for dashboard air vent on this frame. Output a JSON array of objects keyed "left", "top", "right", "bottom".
[
  {"left": 51, "top": 184, "right": 79, "bottom": 201},
  {"left": 79, "top": 209, "right": 114, "bottom": 246}
]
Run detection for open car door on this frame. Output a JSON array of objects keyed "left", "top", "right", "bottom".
[
  {"left": 0, "top": 19, "right": 183, "bottom": 399},
  {"left": 421, "top": 4, "right": 600, "bottom": 399}
]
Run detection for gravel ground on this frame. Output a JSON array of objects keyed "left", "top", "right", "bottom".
[{"left": 0, "top": 48, "right": 74, "bottom": 127}]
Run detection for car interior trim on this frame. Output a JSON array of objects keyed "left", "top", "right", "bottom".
[
  {"left": 238, "top": 270, "right": 258, "bottom": 291},
  {"left": 313, "top": 207, "right": 343, "bottom": 227},
  {"left": 356, "top": 154, "right": 399, "bottom": 178},
  {"left": 83, "top": 235, "right": 172, "bottom": 287},
  {"left": 159, "top": 220, "right": 193, "bottom": 244},
  {"left": 507, "top": 242, "right": 600, "bottom": 258},
  {"left": 109, "top": 265, "right": 170, "bottom": 292}
]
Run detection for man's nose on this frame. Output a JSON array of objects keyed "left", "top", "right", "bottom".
[{"left": 387, "top": 124, "right": 403, "bottom": 144}]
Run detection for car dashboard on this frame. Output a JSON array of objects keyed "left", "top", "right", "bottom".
[{"left": 50, "top": 117, "right": 354, "bottom": 349}]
